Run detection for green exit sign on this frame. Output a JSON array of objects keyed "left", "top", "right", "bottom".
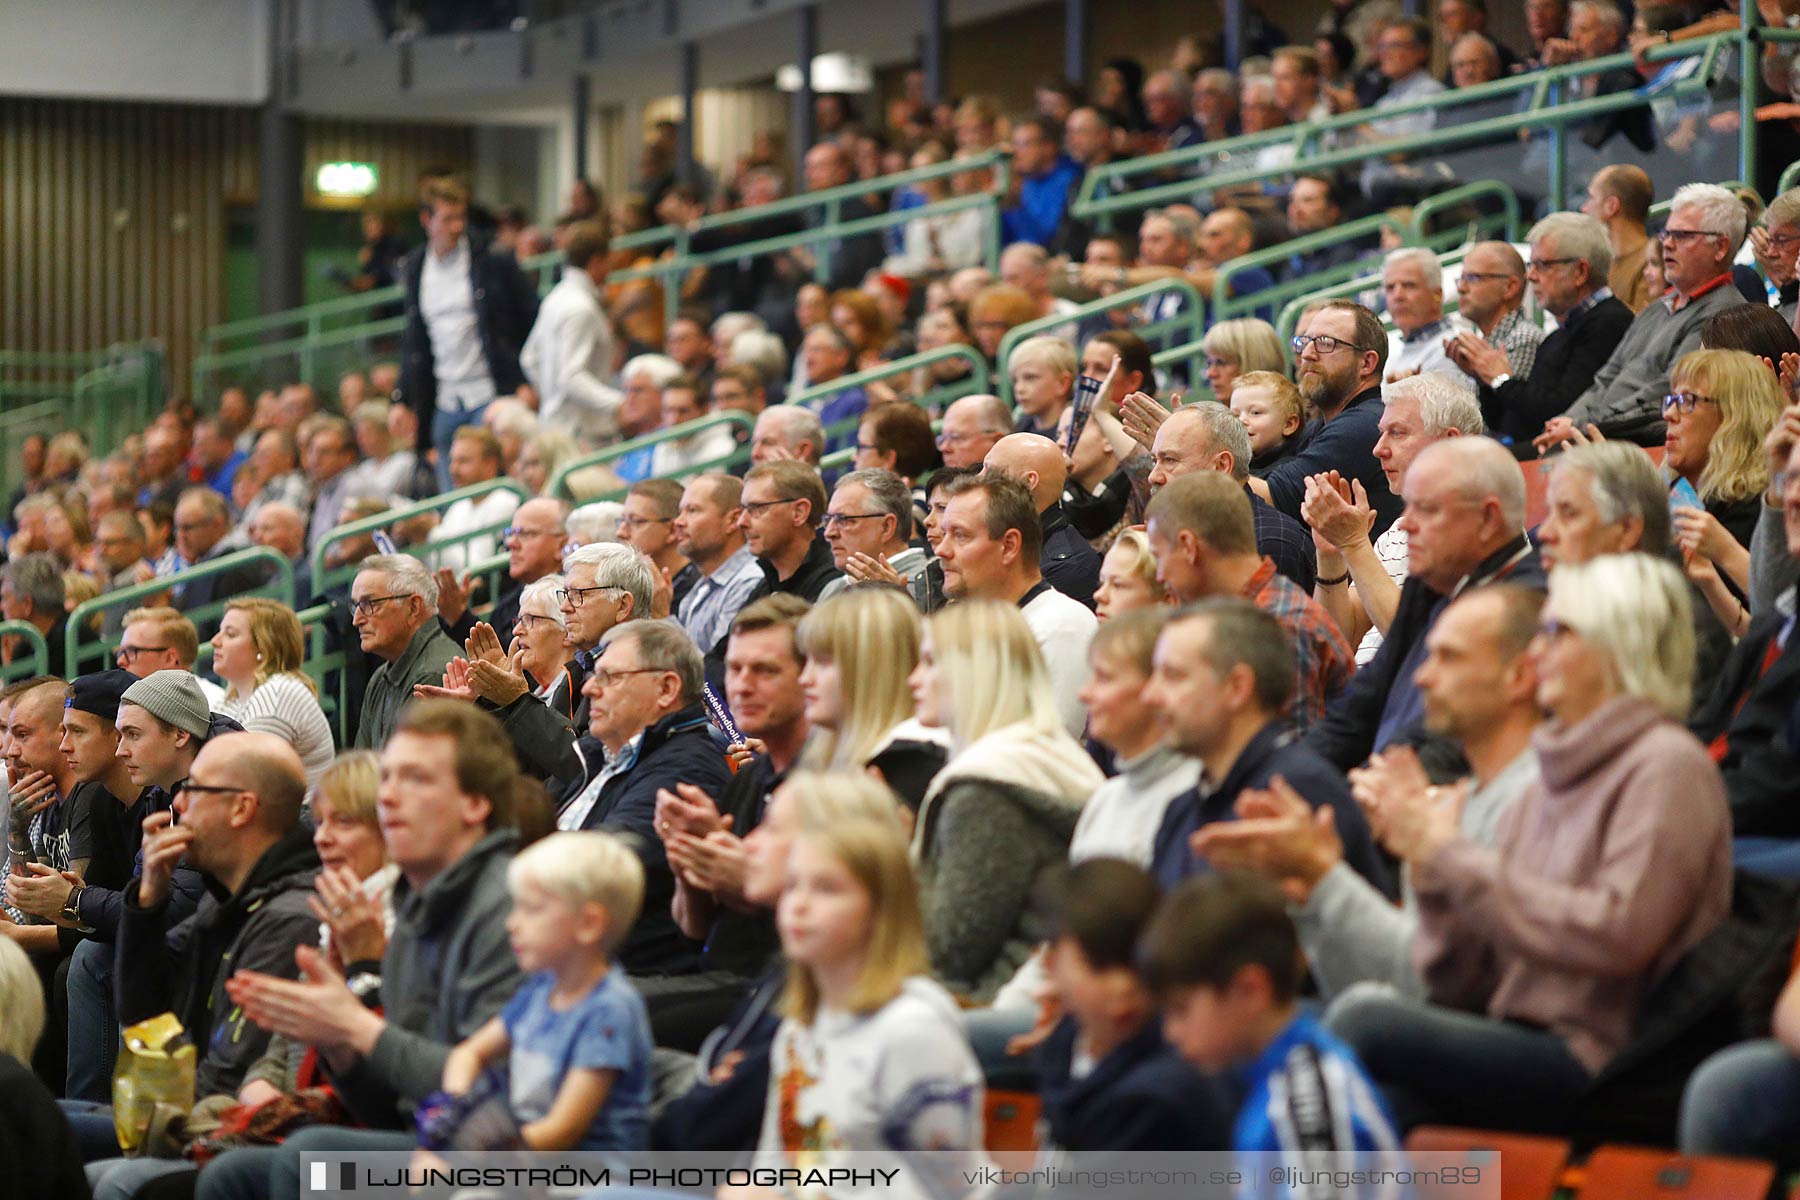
[{"left": 317, "top": 161, "right": 379, "bottom": 197}]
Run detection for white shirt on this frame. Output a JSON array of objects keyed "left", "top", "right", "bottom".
[
  {"left": 520, "top": 268, "right": 621, "bottom": 445},
  {"left": 419, "top": 238, "right": 496, "bottom": 409},
  {"left": 649, "top": 422, "right": 738, "bottom": 480},
  {"left": 1385, "top": 319, "right": 1460, "bottom": 383},
  {"left": 1356, "top": 525, "right": 1411, "bottom": 665},
  {"left": 428, "top": 487, "right": 521, "bottom": 576},
  {"left": 1020, "top": 585, "right": 1097, "bottom": 738}
]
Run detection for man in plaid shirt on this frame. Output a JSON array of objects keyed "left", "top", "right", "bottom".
[
  {"left": 1449, "top": 241, "right": 1545, "bottom": 390},
  {"left": 1146, "top": 471, "right": 1354, "bottom": 731}
]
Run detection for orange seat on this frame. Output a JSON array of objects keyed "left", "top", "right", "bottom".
[
  {"left": 1521, "top": 457, "right": 1552, "bottom": 531},
  {"left": 1404, "top": 1125, "right": 1571, "bottom": 1200},
  {"left": 1572, "top": 1145, "right": 1775, "bottom": 1200},
  {"left": 984, "top": 1089, "right": 1042, "bottom": 1155}
]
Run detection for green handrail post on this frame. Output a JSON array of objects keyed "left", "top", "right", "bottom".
[
  {"left": 310, "top": 478, "right": 531, "bottom": 600},
  {"left": 65, "top": 548, "right": 294, "bottom": 678},
  {"left": 1410, "top": 180, "right": 1522, "bottom": 245},
  {"left": 996, "top": 278, "right": 1204, "bottom": 405},
  {"left": 0, "top": 621, "right": 48, "bottom": 685},
  {"left": 547, "top": 411, "right": 756, "bottom": 504},
  {"left": 789, "top": 345, "right": 992, "bottom": 447}
]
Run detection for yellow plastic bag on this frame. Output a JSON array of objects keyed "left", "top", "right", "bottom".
[{"left": 113, "top": 1012, "right": 196, "bottom": 1157}]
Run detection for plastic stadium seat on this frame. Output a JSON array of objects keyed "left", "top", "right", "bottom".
[
  {"left": 1404, "top": 1126, "right": 1570, "bottom": 1200},
  {"left": 1572, "top": 1145, "right": 1775, "bottom": 1200},
  {"left": 983, "top": 1090, "right": 1042, "bottom": 1155}
]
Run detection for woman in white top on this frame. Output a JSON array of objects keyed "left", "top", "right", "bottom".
[
  {"left": 210, "top": 597, "right": 335, "bottom": 795},
  {"left": 513, "top": 575, "right": 580, "bottom": 721},
  {"left": 797, "top": 588, "right": 948, "bottom": 812}
]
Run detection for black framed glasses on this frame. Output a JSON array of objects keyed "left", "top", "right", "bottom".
[
  {"left": 350, "top": 594, "right": 410, "bottom": 618},
  {"left": 1659, "top": 228, "right": 1724, "bottom": 244},
  {"left": 555, "top": 583, "right": 622, "bottom": 609},
  {"left": 173, "top": 780, "right": 243, "bottom": 799},
  {"left": 741, "top": 498, "right": 800, "bottom": 514},
  {"left": 1458, "top": 271, "right": 1516, "bottom": 284},
  {"left": 1662, "top": 391, "right": 1716, "bottom": 416},
  {"left": 115, "top": 644, "right": 170, "bottom": 663},
  {"left": 514, "top": 613, "right": 563, "bottom": 632},
  {"left": 1290, "top": 333, "right": 1366, "bottom": 356},
  {"left": 589, "top": 666, "right": 669, "bottom": 688},
  {"left": 1527, "top": 256, "right": 1577, "bottom": 272},
  {"left": 821, "top": 512, "right": 888, "bottom": 530}
]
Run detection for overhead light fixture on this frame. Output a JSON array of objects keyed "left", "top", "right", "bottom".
[
  {"left": 776, "top": 53, "right": 872, "bottom": 93},
  {"left": 317, "top": 161, "right": 379, "bottom": 197}
]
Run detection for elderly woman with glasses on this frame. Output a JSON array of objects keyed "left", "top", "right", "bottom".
[
  {"left": 1329, "top": 553, "right": 1731, "bottom": 1135},
  {"left": 513, "top": 574, "right": 581, "bottom": 718}
]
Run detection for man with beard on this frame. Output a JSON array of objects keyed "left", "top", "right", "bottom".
[{"left": 1246, "top": 301, "right": 1399, "bottom": 537}]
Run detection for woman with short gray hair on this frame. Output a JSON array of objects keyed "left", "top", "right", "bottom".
[{"left": 513, "top": 574, "right": 579, "bottom": 719}]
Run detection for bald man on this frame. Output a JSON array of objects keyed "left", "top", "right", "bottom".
[
  {"left": 1190, "top": 207, "right": 1276, "bottom": 322},
  {"left": 984, "top": 433, "right": 1102, "bottom": 609},
  {"left": 937, "top": 394, "right": 1013, "bottom": 470},
  {"left": 1449, "top": 241, "right": 1544, "bottom": 393},
  {"left": 1305, "top": 437, "right": 1545, "bottom": 774},
  {"left": 115, "top": 730, "right": 320, "bottom": 1103},
  {"left": 249, "top": 500, "right": 313, "bottom": 603}
]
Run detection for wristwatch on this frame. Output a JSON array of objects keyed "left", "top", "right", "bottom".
[
  {"left": 1488, "top": 372, "right": 1513, "bottom": 390},
  {"left": 59, "top": 884, "right": 84, "bottom": 925}
]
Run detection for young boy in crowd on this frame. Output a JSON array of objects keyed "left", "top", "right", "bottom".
[
  {"left": 1008, "top": 335, "right": 1078, "bottom": 438},
  {"left": 1138, "top": 872, "right": 1400, "bottom": 1179},
  {"left": 1228, "top": 371, "right": 1306, "bottom": 478},
  {"left": 1035, "top": 858, "right": 1231, "bottom": 1155},
  {"left": 431, "top": 831, "right": 654, "bottom": 1151}
]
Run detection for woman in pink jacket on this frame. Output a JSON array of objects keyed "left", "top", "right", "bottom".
[{"left": 1326, "top": 554, "right": 1733, "bottom": 1133}]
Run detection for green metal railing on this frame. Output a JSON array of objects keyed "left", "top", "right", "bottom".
[
  {"left": 311, "top": 477, "right": 530, "bottom": 599},
  {"left": 1273, "top": 245, "right": 1479, "bottom": 348},
  {"left": 64, "top": 547, "right": 293, "bottom": 678},
  {"left": 0, "top": 343, "right": 166, "bottom": 502},
  {"left": 193, "top": 149, "right": 1012, "bottom": 400},
  {"left": 791, "top": 344, "right": 991, "bottom": 444},
  {"left": 1075, "top": 31, "right": 1740, "bottom": 226},
  {"left": 997, "top": 279, "right": 1204, "bottom": 405},
  {"left": 548, "top": 410, "right": 755, "bottom": 503},
  {"left": 0, "top": 621, "right": 48, "bottom": 685}
]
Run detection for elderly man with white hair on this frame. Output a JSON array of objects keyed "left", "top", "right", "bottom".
[
  {"left": 611, "top": 353, "right": 685, "bottom": 483},
  {"left": 749, "top": 405, "right": 824, "bottom": 466},
  {"left": 1304, "top": 373, "right": 1485, "bottom": 665},
  {"left": 1448, "top": 212, "right": 1635, "bottom": 449},
  {"left": 351, "top": 553, "right": 461, "bottom": 748},
  {"left": 1541, "top": 182, "right": 1752, "bottom": 449},
  {"left": 1381, "top": 247, "right": 1457, "bottom": 382}
]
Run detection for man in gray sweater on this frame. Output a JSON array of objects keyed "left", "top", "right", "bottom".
[
  {"left": 1193, "top": 583, "right": 1545, "bottom": 1001},
  {"left": 1538, "top": 182, "right": 1750, "bottom": 449},
  {"left": 198, "top": 701, "right": 521, "bottom": 1200}
]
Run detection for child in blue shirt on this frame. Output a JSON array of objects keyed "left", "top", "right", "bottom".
[
  {"left": 437, "top": 831, "right": 654, "bottom": 1151},
  {"left": 1139, "top": 872, "right": 1402, "bottom": 1194}
]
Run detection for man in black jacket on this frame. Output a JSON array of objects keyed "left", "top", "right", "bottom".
[
  {"left": 103, "top": 732, "right": 318, "bottom": 1148},
  {"left": 1448, "top": 211, "right": 1634, "bottom": 453},
  {"left": 395, "top": 179, "right": 539, "bottom": 483},
  {"left": 555, "top": 620, "right": 731, "bottom": 977},
  {"left": 733, "top": 461, "right": 843, "bottom": 610},
  {"left": 1693, "top": 589, "right": 1800, "bottom": 846},
  {"left": 1306, "top": 438, "right": 1545, "bottom": 774}
]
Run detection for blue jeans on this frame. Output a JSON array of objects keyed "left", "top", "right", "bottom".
[
  {"left": 1733, "top": 836, "right": 1800, "bottom": 880},
  {"left": 58, "top": 1099, "right": 123, "bottom": 1161},
  {"left": 431, "top": 402, "right": 489, "bottom": 491},
  {"left": 67, "top": 937, "right": 120, "bottom": 1102},
  {"left": 88, "top": 1155, "right": 195, "bottom": 1200},
  {"left": 1679, "top": 1038, "right": 1800, "bottom": 1165},
  {"left": 962, "top": 1006, "right": 1040, "bottom": 1092},
  {"left": 1325, "top": 982, "right": 1591, "bottom": 1133},
  {"left": 196, "top": 1125, "right": 413, "bottom": 1200}
]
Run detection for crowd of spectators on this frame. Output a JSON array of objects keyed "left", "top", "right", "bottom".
[{"left": 13, "top": 1, "right": 1800, "bottom": 1197}]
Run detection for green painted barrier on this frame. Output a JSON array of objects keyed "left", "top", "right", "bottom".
[
  {"left": 0, "top": 621, "right": 48, "bottom": 685},
  {"left": 310, "top": 478, "right": 531, "bottom": 600},
  {"left": 547, "top": 411, "right": 757, "bottom": 503},
  {"left": 997, "top": 278, "right": 1204, "bottom": 405},
  {"left": 65, "top": 547, "right": 294, "bottom": 678}
]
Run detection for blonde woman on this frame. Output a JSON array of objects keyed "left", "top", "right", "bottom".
[
  {"left": 1663, "top": 349, "right": 1784, "bottom": 636},
  {"left": 1093, "top": 528, "right": 1168, "bottom": 621},
  {"left": 0, "top": 937, "right": 86, "bottom": 1194},
  {"left": 907, "top": 600, "right": 1104, "bottom": 1003},
  {"left": 210, "top": 597, "right": 335, "bottom": 793},
  {"left": 797, "top": 589, "right": 948, "bottom": 811},
  {"left": 1200, "top": 317, "right": 1287, "bottom": 402}
]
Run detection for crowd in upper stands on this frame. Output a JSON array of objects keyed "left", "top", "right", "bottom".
[{"left": 11, "top": 0, "right": 1800, "bottom": 1196}]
